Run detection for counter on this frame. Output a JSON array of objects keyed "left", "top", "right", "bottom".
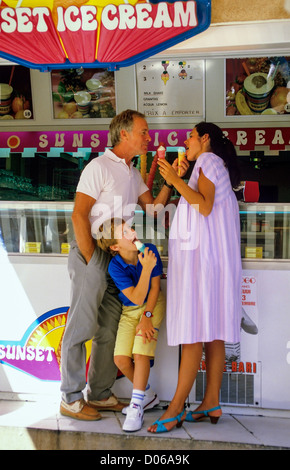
[{"left": 0, "top": 201, "right": 289, "bottom": 412}]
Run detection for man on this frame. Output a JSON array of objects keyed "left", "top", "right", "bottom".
[{"left": 60, "top": 109, "right": 174, "bottom": 420}]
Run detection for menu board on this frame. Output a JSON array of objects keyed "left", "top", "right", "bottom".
[{"left": 136, "top": 59, "right": 204, "bottom": 119}]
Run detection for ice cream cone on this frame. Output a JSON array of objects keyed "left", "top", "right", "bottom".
[{"left": 178, "top": 148, "right": 186, "bottom": 176}]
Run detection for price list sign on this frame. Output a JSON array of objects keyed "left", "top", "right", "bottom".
[{"left": 136, "top": 59, "right": 204, "bottom": 119}]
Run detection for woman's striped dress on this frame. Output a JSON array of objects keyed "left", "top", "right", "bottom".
[{"left": 166, "top": 152, "right": 242, "bottom": 346}]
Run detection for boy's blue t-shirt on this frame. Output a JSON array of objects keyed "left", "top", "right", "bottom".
[{"left": 108, "top": 243, "right": 163, "bottom": 307}]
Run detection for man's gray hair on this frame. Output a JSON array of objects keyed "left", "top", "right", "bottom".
[{"left": 109, "top": 109, "right": 145, "bottom": 147}]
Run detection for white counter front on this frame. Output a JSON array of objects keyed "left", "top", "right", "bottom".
[{"left": 1, "top": 251, "right": 290, "bottom": 414}]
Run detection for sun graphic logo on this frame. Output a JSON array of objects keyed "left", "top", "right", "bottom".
[
  {"left": 26, "top": 310, "right": 69, "bottom": 369},
  {"left": 26, "top": 307, "right": 93, "bottom": 375}
]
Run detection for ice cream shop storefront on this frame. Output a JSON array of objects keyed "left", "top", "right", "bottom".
[{"left": 0, "top": 0, "right": 290, "bottom": 416}]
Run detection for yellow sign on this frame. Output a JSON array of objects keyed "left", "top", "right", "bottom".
[
  {"left": 61, "top": 243, "right": 70, "bottom": 254},
  {"left": 25, "top": 242, "right": 41, "bottom": 253},
  {"left": 245, "top": 247, "right": 263, "bottom": 259}
]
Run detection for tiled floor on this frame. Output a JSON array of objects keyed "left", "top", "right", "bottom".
[{"left": 0, "top": 399, "right": 289, "bottom": 450}]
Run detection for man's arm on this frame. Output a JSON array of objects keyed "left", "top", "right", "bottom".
[
  {"left": 138, "top": 185, "right": 172, "bottom": 215},
  {"left": 71, "top": 192, "right": 96, "bottom": 264}
]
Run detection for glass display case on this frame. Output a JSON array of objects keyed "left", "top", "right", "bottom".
[
  {"left": 239, "top": 203, "right": 290, "bottom": 260},
  {"left": 0, "top": 201, "right": 74, "bottom": 255},
  {"left": 0, "top": 201, "right": 289, "bottom": 260}
]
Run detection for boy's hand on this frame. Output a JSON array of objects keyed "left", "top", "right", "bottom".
[
  {"left": 138, "top": 247, "right": 157, "bottom": 271},
  {"left": 136, "top": 317, "right": 155, "bottom": 344}
]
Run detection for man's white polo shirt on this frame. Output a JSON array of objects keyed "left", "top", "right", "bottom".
[{"left": 76, "top": 149, "right": 148, "bottom": 237}]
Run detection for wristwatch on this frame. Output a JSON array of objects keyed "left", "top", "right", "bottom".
[{"left": 144, "top": 311, "right": 154, "bottom": 318}]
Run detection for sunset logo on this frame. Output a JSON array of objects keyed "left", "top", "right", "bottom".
[{"left": 0, "top": 307, "right": 92, "bottom": 381}]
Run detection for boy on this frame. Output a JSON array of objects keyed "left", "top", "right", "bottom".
[{"left": 96, "top": 218, "right": 165, "bottom": 432}]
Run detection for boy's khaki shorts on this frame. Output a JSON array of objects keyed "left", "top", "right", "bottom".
[{"left": 114, "top": 291, "right": 165, "bottom": 358}]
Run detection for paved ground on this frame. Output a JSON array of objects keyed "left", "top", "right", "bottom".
[{"left": 0, "top": 399, "right": 289, "bottom": 451}]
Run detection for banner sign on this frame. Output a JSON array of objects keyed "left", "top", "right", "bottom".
[
  {"left": 0, "top": 127, "right": 289, "bottom": 154},
  {"left": 0, "top": 0, "right": 211, "bottom": 71}
]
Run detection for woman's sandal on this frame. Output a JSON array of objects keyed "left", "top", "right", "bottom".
[
  {"left": 185, "top": 405, "right": 221, "bottom": 424},
  {"left": 149, "top": 410, "right": 185, "bottom": 433}
]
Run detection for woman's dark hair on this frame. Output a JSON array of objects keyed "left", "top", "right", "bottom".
[{"left": 195, "top": 122, "right": 241, "bottom": 189}]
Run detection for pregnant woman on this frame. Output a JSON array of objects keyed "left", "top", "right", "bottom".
[{"left": 148, "top": 122, "right": 242, "bottom": 433}]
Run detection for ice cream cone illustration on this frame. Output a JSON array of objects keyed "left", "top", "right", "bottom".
[
  {"left": 162, "top": 60, "right": 169, "bottom": 71},
  {"left": 161, "top": 71, "right": 169, "bottom": 85},
  {"left": 178, "top": 69, "right": 187, "bottom": 79}
]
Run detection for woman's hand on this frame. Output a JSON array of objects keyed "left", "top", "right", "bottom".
[
  {"left": 158, "top": 158, "right": 189, "bottom": 187},
  {"left": 175, "top": 157, "right": 190, "bottom": 178}
]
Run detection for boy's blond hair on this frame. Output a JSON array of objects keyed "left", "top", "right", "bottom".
[{"left": 96, "top": 218, "right": 125, "bottom": 256}]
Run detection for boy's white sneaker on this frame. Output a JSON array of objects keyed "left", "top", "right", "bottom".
[
  {"left": 122, "top": 404, "right": 144, "bottom": 432},
  {"left": 122, "top": 392, "right": 159, "bottom": 415}
]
